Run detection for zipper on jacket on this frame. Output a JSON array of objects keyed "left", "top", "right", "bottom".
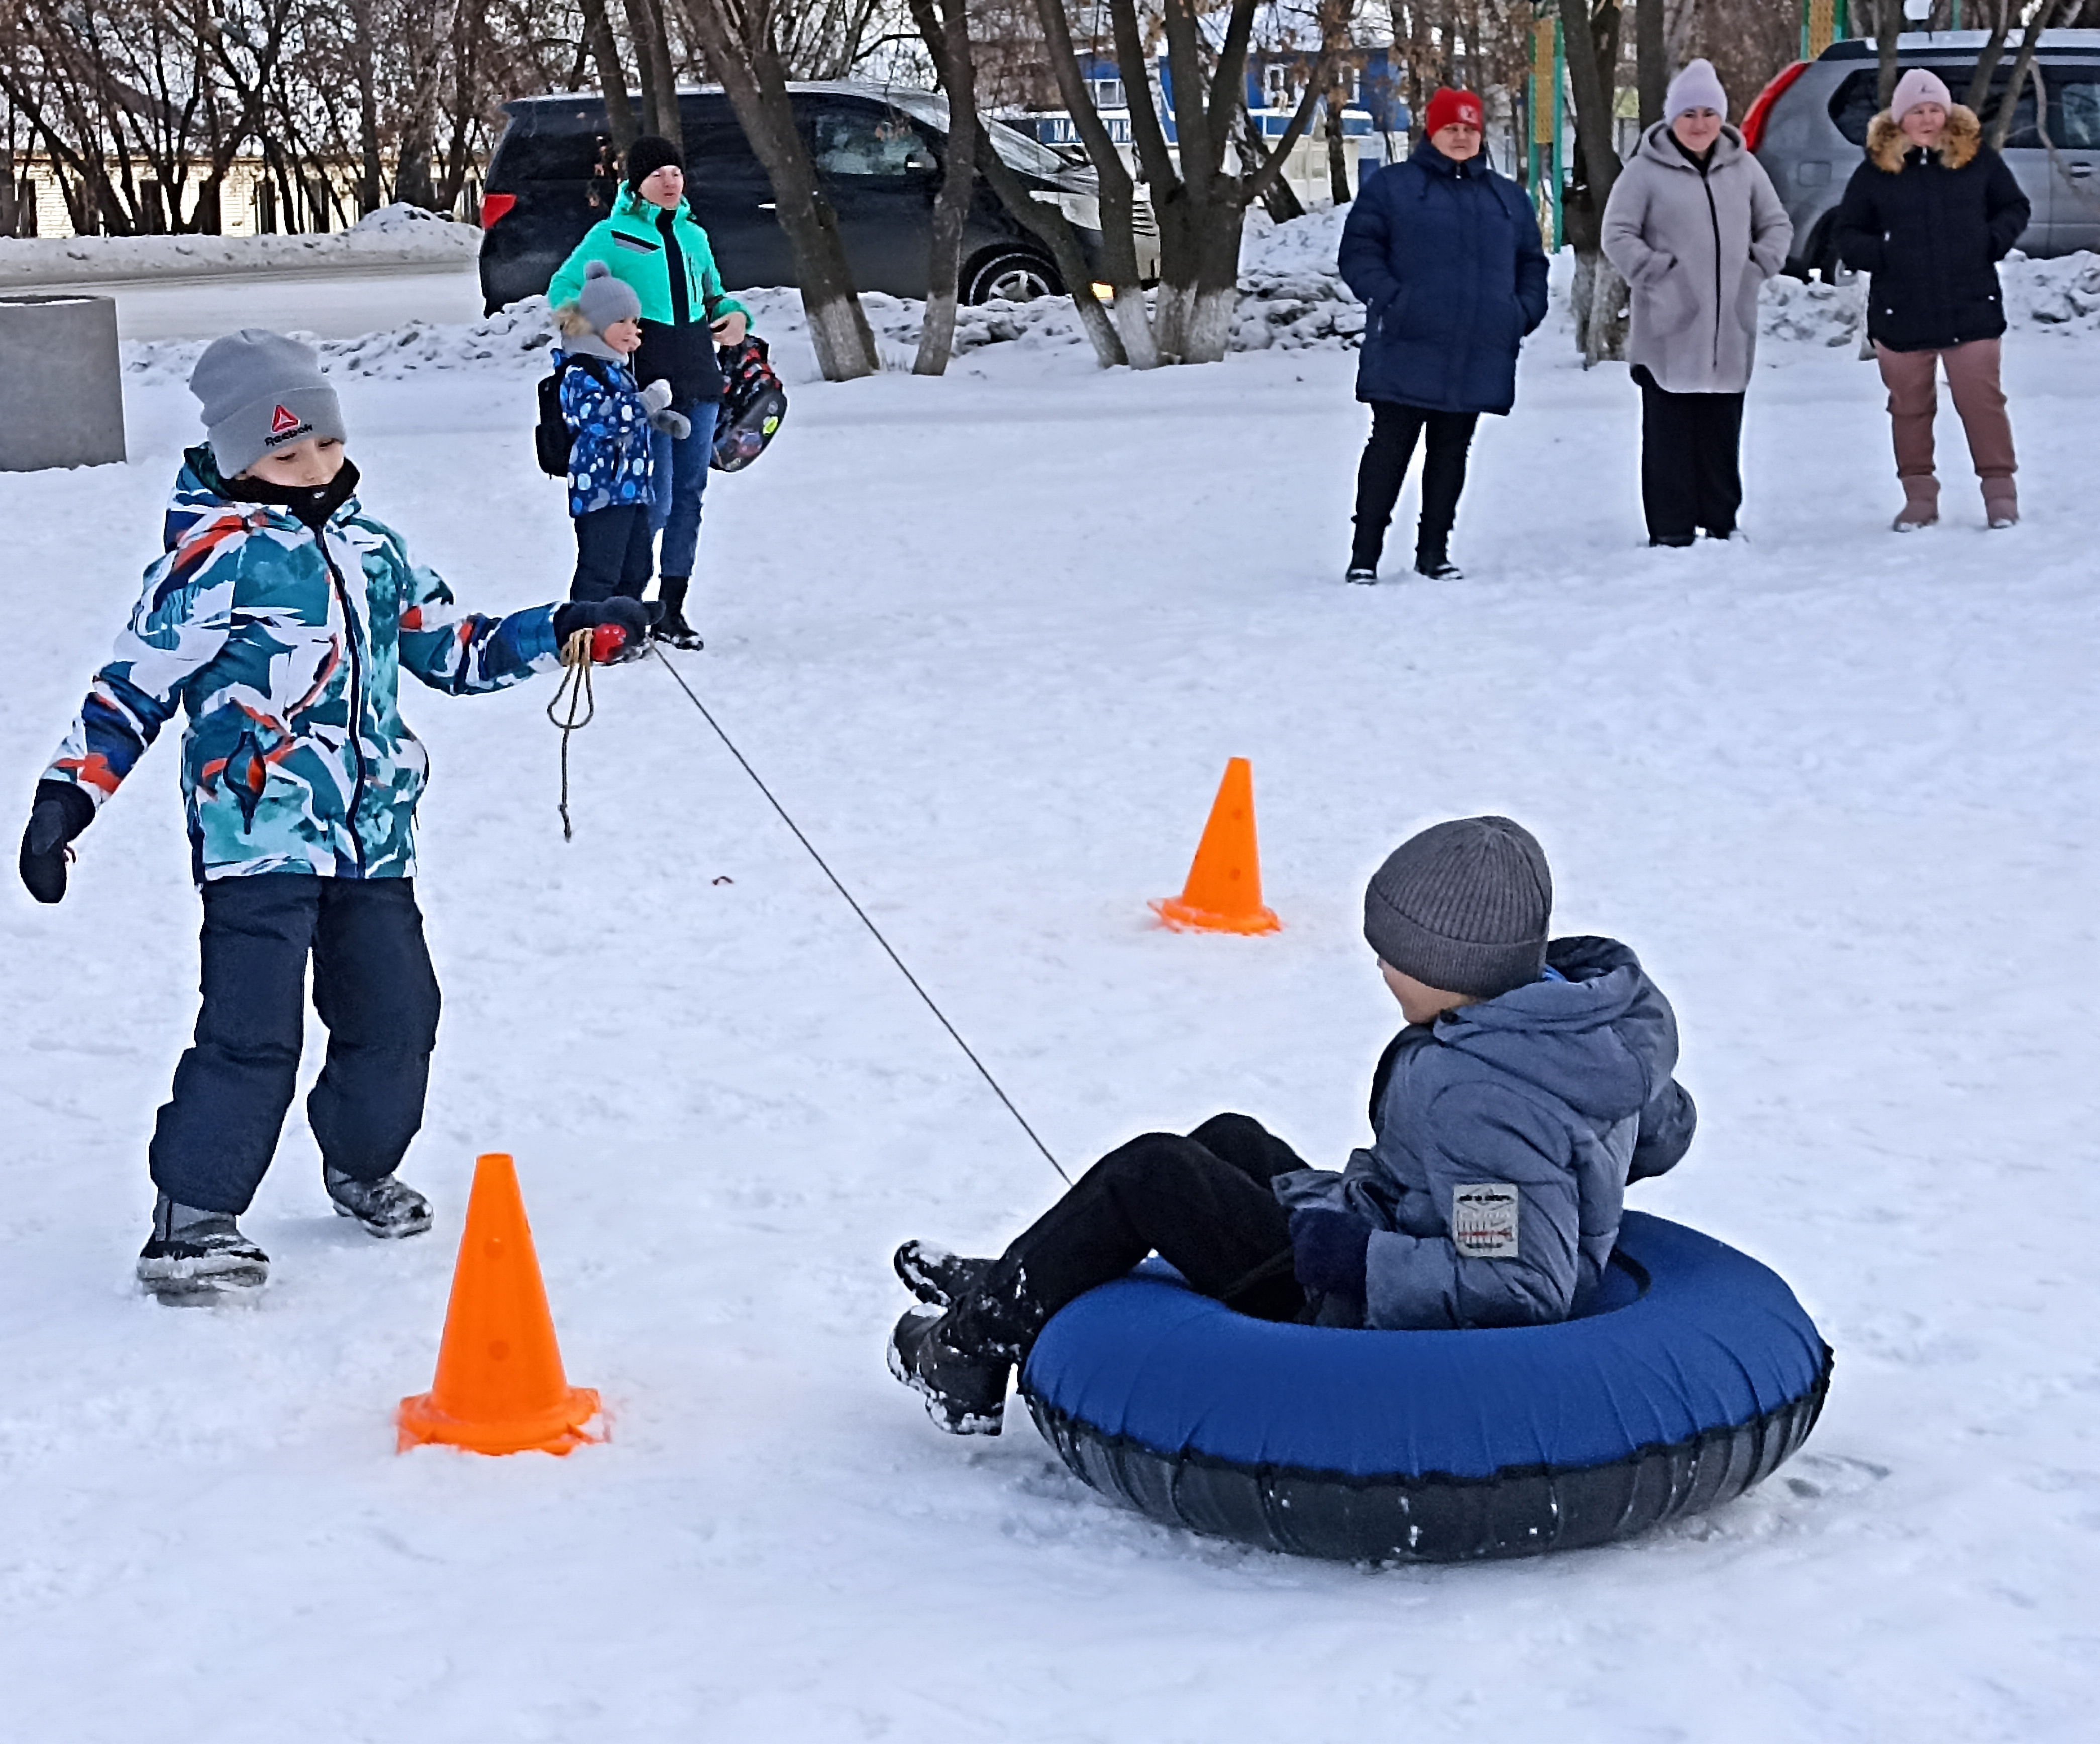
[
  {"left": 1701, "top": 168, "right": 1723, "bottom": 369},
  {"left": 316, "top": 534, "right": 371, "bottom": 876}
]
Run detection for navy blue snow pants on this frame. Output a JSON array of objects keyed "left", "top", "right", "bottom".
[{"left": 148, "top": 875, "right": 441, "bottom": 1214}]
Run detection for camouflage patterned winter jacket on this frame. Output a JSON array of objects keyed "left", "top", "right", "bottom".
[{"left": 44, "top": 447, "right": 566, "bottom": 883}]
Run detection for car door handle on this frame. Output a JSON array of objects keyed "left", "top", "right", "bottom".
[
  {"left": 758, "top": 201, "right": 777, "bottom": 209},
  {"left": 2068, "top": 163, "right": 2096, "bottom": 177}
]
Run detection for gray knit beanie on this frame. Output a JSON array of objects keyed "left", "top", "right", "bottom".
[
  {"left": 1363, "top": 817, "right": 1553, "bottom": 999},
  {"left": 578, "top": 259, "right": 642, "bottom": 334},
  {"left": 189, "top": 329, "right": 345, "bottom": 478}
]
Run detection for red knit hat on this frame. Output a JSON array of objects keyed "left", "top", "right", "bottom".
[{"left": 1424, "top": 88, "right": 1485, "bottom": 136}]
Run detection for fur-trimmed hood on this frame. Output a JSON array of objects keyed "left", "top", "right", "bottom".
[{"left": 1868, "top": 103, "right": 1982, "bottom": 173}]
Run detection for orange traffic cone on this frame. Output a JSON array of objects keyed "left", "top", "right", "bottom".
[
  {"left": 1150, "top": 757, "right": 1281, "bottom": 935},
  {"left": 397, "top": 1153, "right": 604, "bottom": 1456}
]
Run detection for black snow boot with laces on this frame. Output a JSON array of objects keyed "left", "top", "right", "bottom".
[
  {"left": 653, "top": 576, "right": 704, "bottom": 651},
  {"left": 325, "top": 1166, "right": 433, "bottom": 1239},
  {"left": 137, "top": 1193, "right": 270, "bottom": 1304},
  {"left": 887, "top": 1261, "right": 1046, "bottom": 1436}
]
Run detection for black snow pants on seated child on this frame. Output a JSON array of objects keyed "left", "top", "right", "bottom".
[
  {"left": 997, "top": 1113, "right": 1309, "bottom": 1325},
  {"left": 149, "top": 876, "right": 441, "bottom": 1214}
]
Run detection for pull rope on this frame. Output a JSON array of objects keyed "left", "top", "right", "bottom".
[
  {"left": 650, "top": 644, "right": 1069, "bottom": 1184},
  {"left": 546, "top": 627, "right": 596, "bottom": 842}
]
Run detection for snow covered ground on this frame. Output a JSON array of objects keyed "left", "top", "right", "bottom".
[{"left": 1, "top": 256, "right": 2095, "bottom": 1740}]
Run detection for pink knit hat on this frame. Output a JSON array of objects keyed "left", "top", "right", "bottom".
[{"left": 1891, "top": 68, "right": 1953, "bottom": 120}]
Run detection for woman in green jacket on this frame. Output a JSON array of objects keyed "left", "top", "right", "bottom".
[{"left": 549, "top": 135, "right": 750, "bottom": 648}]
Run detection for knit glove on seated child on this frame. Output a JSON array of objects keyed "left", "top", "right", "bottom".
[
  {"left": 1290, "top": 1206, "right": 1375, "bottom": 1301},
  {"left": 639, "top": 378, "right": 692, "bottom": 441}
]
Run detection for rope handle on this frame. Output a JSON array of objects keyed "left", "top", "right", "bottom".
[{"left": 546, "top": 627, "right": 596, "bottom": 842}]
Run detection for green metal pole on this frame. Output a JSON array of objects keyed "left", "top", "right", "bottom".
[{"left": 1552, "top": 18, "right": 1564, "bottom": 248}]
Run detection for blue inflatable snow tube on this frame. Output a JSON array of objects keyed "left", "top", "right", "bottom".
[{"left": 1019, "top": 1211, "right": 1832, "bottom": 1562}]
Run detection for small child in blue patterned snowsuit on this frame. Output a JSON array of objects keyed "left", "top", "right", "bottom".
[{"left": 555, "top": 259, "right": 689, "bottom": 602}]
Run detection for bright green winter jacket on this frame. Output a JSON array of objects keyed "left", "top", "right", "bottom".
[{"left": 547, "top": 189, "right": 748, "bottom": 329}]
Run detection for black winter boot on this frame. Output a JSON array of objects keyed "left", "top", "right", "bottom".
[
  {"left": 137, "top": 1193, "right": 269, "bottom": 1304},
  {"left": 325, "top": 1166, "right": 433, "bottom": 1239},
  {"left": 887, "top": 1265, "right": 1046, "bottom": 1436},
  {"left": 893, "top": 1239, "right": 993, "bottom": 1308},
  {"left": 654, "top": 576, "right": 704, "bottom": 650}
]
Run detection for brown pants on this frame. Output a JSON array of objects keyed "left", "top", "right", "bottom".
[{"left": 1874, "top": 339, "right": 2016, "bottom": 482}]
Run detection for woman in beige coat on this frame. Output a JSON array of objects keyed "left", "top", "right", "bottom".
[{"left": 1603, "top": 61, "right": 1792, "bottom": 544}]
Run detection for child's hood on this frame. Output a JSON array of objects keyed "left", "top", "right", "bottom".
[
  {"left": 1427, "top": 935, "right": 1679, "bottom": 1123},
  {"left": 163, "top": 444, "right": 362, "bottom": 550}
]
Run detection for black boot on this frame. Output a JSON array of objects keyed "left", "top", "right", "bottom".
[
  {"left": 325, "top": 1166, "right": 433, "bottom": 1239},
  {"left": 137, "top": 1193, "right": 269, "bottom": 1304},
  {"left": 887, "top": 1265, "right": 1045, "bottom": 1436},
  {"left": 654, "top": 575, "right": 704, "bottom": 650},
  {"left": 893, "top": 1239, "right": 993, "bottom": 1308}
]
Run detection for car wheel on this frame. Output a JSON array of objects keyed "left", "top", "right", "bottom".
[{"left": 965, "top": 251, "right": 1062, "bottom": 305}]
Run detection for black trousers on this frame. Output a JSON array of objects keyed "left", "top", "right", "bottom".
[
  {"left": 1000, "top": 1113, "right": 1308, "bottom": 1326},
  {"left": 1633, "top": 365, "right": 1746, "bottom": 543},
  {"left": 570, "top": 502, "right": 655, "bottom": 603},
  {"left": 1350, "top": 400, "right": 1480, "bottom": 570},
  {"left": 148, "top": 876, "right": 441, "bottom": 1214}
]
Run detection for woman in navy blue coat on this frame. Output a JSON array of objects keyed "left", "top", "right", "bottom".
[{"left": 1338, "top": 89, "right": 1549, "bottom": 582}]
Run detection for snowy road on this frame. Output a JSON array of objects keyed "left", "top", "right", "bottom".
[
  {"left": 51, "top": 262, "right": 484, "bottom": 340},
  {"left": 1, "top": 308, "right": 2095, "bottom": 1740}
]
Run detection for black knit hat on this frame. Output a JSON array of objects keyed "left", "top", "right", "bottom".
[
  {"left": 1363, "top": 817, "right": 1553, "bottom": 999},
  {"left": 625, "top": 134, "right": 685, "bottom": 192}
]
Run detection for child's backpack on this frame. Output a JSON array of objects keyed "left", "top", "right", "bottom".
[
  {"left": 533, "top": 354, "right": 614, "bottom": 478},
  {"left": 712, "top": 336, "right": 788, "bottom": 474}
]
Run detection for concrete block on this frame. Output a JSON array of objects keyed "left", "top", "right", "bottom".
[{"left": 0, "top": 293, "right": 127, "bottom": 471}]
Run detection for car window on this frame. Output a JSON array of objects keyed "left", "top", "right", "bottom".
[
  {"left": 2053, "top": 76, "right": 2100, "bottom": 148},
  {"left": 1976, "top": 78, "right": 2041, "bottom": 149},
  {"left": 811, "top": 104, "right": 929, "bottom": 178},
  {"left": 874, "top": 85, "right": 1075, "bottom": 179},
  {"left": 492, "top": 114, "right": 611, "bottom": 183}
]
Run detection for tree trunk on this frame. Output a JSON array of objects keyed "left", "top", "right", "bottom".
[
  {"left": 969, "top": 131, "right": 1126, "bottom": 366},
  {"left": 351, "top": 0, "right": 384, "bottom": 214},
  {"left": 624, "top": 0, "right": 683, "bottom": 141},
  {"left": 687, "top": 0, "right": 878, "bottom": 381},
  {"left": 1319, "top": 0, "right": 1357, "bottom": 205},
  {"left": 1872, "top": 0, "right": 1904, "bottom": 111},
  {"left": 905, "top": 0, "right": 978, "bottom": 374},
  {"left": 580, "top": 0, "right": 640, "bottom": 155},
  {"left": 1963, "top": 3, "right": 2015, "bottom": 113},
  {"left": 1636, "top": 0, "right": 1666, "bottom": 129},
  {"left": 1034, "top": 0, "right": 1159, "bottom": 365},
  {"left": 1241, "top": 107, "right": 1305, "bottom": 222},
  {"left": 1559, "top": 0, "right": 1628, "bottom": 364}
]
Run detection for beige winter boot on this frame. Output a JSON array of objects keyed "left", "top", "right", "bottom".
[
  {"left": 1892, "top": 476, "right": 1939, "bottom": 532},
  {"left": 1983, "top": 479, "right": 2019, "bottom": 529}
]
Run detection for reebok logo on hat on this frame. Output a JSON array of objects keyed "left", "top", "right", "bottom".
[{"left": 270, "top": 404, "right": 301, "bottom": 434}]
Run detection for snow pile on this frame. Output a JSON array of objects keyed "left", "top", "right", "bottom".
[
  {"left": 121, "top": 297, "right": 558, "bottom": 386},
  {"left": 349, "top": 203, "right": 455, "bottom": 234},
  {"left": 1234, "top": 206, "right": 1362, "bottom": 351},
  {"left": 2000, "top": 248, "right": 2100, "bottom": 328},
  {"left": 730, "top": 284, "right": 1095, "bottom": 368},
  {"left": 0, "top": 219, "right": 481, "bottom": 289},
  {"left": 1759, "top": 276, "right": 1868, "bottom": 347}
]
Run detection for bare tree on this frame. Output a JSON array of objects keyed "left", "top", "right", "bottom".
[
  {"left": 1990, "top": 0, "right": 2082, "bottom": 151},
  {"left": 684, "top": 0, "right": 880, "bottom": 378},
  {"left": 903, "top": 0, "right": 976, "bottom": 372}
]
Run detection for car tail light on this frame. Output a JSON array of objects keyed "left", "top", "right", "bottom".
[
  {"left": 1741, "top": 61, "right": 1811, "bottom": 153},
  {"left": 480, "top": 192, "right": 517, "bottom": 229}
]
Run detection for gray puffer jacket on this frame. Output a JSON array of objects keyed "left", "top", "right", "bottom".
[
  {"left": 1273, "top": 936, "right": 1695, "bottom": 1331},
  {"left": 1601, "top": 122, "right": 1792, "bottom": 394}
]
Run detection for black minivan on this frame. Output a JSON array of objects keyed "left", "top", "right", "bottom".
[{"left": 479, "top": 79, "right": 1152, "bottom": 314}]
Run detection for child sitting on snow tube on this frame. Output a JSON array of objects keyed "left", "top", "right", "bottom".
[{"left": 888, "top": 815, "right": 1698, "bottom": 1434}]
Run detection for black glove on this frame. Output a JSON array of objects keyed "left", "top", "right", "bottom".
[
  {"left": 19, "top": 779, "right": 95, "bottom": 905},
  {"left": 551, "top": 597, "right": 659, "bottom": 664},
  {"left": 1289, "top": 1206, "right": 1374, "bottom": 1300}
]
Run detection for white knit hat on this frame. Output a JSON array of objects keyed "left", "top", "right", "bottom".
[
  {"left": 1665, "top": 59, "right": 1729, "bottom": 122},
  {"left": 1891, "top": 68, "right": 1953, "bottom": 121}
]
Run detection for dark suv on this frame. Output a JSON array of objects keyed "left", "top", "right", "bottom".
[
  {"left": 479, "top": 80, "right": 1153, "bottom": 314},
  {"left": 1747, "top": 29, "right": 2100, "bottom": 277}
]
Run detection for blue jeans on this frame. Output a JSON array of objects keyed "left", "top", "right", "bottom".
[{"left": 650, "top": 399, "right": 721, "bottom": 581}]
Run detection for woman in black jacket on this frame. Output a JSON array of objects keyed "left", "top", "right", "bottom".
[{"left": 1834, "top": 69, "right": 2031, "bottom": 530}]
